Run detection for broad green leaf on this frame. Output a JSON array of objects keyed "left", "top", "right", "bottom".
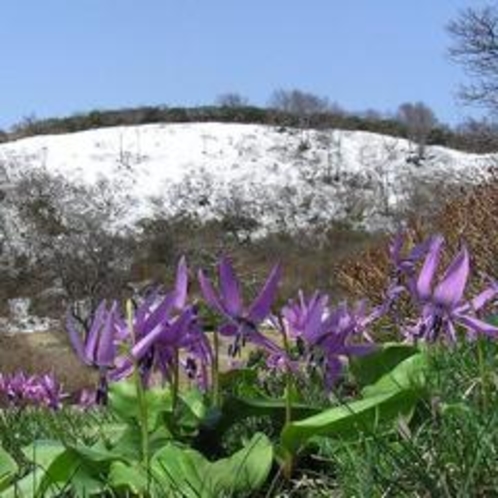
[
  {"left": 3, "top": 471, "right": 50, "bottom": 498},
  {"left": 215, "top": 395, "right": 320, "bottom": 436},
  {"left": 0, "top": 446, "right": 18, "bottom": 491},
  {"left": 4, "top": 440, "right": 68, "bottom": 497},
  {"left": 21, "top": 440, "right": 65, "bottom": 471},
  {"left": 172, "top": 388, "right": 208, "bottom": 435},
  {"left": 209, "top": 432, "right": 273, "bottom": 496},
  {"left": 108, "top": 461, "right": 150, "bottom": 495},
  {"left": 37, "top": 447, "right": 105, "bottom": 497},
  {"left": 151, "top": 433, "right": 273, "bottom": 497},
  {"left": 350, "top": 342, "right": 420, "bottom": 387},
  {"left": 361, "top": 352, "right": 428, "bottom": 397},
  {"left": 281, "top": 388, "right": 420, "bottom": 454},
  {"left": 151, "top": 444, "right": 204, "bottom": 498},
  {"left": 111, "top": 424, "right": 172, "bottom": 461},
  {"left": 108, "top": 379, "right": 173, "bottom": 431}
]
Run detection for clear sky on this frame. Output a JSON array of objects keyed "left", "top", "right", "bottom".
[{"left": 0, "top": 0, "right": 484, "bottom": 129}]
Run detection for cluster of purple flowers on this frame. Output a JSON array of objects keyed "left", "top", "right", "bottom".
[
  {"left": 387, "top": 232, "right": 498, "bottom": 342},
  {"left": 0, "top": 372, "right": 66, "bottom": 410},
  {"left": 62, "top": 231, "right": 498, "bottom": 403},
  {"left": 66, "top": 257, "right": 212, "bottom": 403}
]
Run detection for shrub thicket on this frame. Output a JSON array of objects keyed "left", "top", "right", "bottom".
[{"left": 6, "top": 104, "right": 497, "bottom": 153}]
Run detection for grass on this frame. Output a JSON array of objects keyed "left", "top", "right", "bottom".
[
  {"left": 283, "top": 339, "right": 498, "bottom": 497},
  {"left": 2, "top": 330, "right": 498, "bottom": 496}
]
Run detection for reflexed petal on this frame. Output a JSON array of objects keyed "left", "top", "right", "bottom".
[
  {"left": 134, "top": 290, "right": 158, "bottom": 330},
  {"left": 66, "top": 311, "right": 85, "bottom": 363},
  {"left": 470, "top": 286, "right": 497, "bottom": 312},
  {"left": 198, "top": 269, "right": 226, "bottom": 315},
  {"left": 247, "top": 263, "right": 282, "bottom": 323},
  {"left": 84, "top": 301, "right": 107, "bottom": 364},
  {"left": 248, "top": 328, "right": 283, "bottom": 355},
  {"left": 434, "top": 247, "right": 469, "bottom": 308},
  {"left": 304, "top": 300, "right": 326, "bottom": 343},
  {"left": 165, "top": 308, "right": 194, "bottom": 345},
  {"left": 455, "top": 314, "right": 498, "bottom": 338},
  {"left": 131, "top": 323, "right": 164, "bottom": 360},
  {"left": 174, "top": 256, "right": 188, "bottom": 309},
  {"left": 219, "top": 257, "right": 243, "bottom": 315},
  {"left": 416, "top": 235, "right": 444, "bottom": 301},
  {"left": 446, "top": 320, "right": 458, "bottom": 343},
  {"left": 141, "top": 292, "right": 176, "bottom": 336},
  {"left": 96, "top": 301, "right": 118, "bottom": 367},
  {"left": 131, "top": 308, "right": 193, "bottom": 360}
]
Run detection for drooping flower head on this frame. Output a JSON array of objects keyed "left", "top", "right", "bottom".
[
  {"left": 303, "top": 299, "right": 376, "bottom": 388},
  {"left": 198, "top": 257, "right": 282, "bottom": 356},
  {"left": 113, "top": 256, "right": 212, "bottom": 389},
  {"left": 407, "top": 238, "right": 498, "bottom": 342},
  {"left": 0, "top": 372, "right": 66, "bottom": 410}
]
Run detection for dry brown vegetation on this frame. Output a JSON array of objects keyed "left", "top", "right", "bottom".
[
  {"left": 337, "top": 174, "right": 498, "bottom": 303},
  {"left": 0, "top": 331, "right": 96, "bottom": 394}
]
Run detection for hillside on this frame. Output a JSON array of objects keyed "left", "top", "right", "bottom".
[{"left": 0, "top": 122, "right": 494, "bottom": 237}]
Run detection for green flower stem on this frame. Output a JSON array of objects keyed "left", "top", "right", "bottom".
[
  {"left": 280, "top": 317, "right": 294, "bottom": 478},
  {"left": 172, "top": 347, "right": 180, "bottom": 413},
  {"left": 126, "top": 300, "right": 150, "bottom": 468},
  {"left": 212, "top": 329, "right": 221, "bottom": 407},
  {"left": 281, "top": 323, "right": 293, "bottom": 427}
]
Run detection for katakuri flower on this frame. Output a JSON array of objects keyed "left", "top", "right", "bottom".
[
  {"left": 198, "top": 257, "right": 282, "bottom": 356},
  {"left": 407, "top": 240, "right": 498, "bottom": 342}
]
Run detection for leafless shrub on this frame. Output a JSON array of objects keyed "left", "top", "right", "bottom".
[{"left": 448, "top": 4, "right": 498, "bottom": 114}]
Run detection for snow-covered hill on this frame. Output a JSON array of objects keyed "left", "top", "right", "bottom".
[{"left": 0, "top": 122, "right": 494, "bottom": 232}]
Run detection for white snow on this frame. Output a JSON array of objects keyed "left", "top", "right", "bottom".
[{"left": 0, "top": 122, "right": 494, "bottom": 232}]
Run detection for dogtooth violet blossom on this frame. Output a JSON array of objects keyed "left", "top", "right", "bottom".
[
  {"left": 67, "top": 300, "right": 119, "bottom": 404},
  {"left": 198, "top": 257, "right": 283, "bottom": 357},
  {"left": 0, "top": 372, "right": 66, "bottom": 409},
  {"left": 281, "top": 293, "right": 376, "bottom": 388},
  {"left": 283, "top": 291, "right": 380, "bottom": 344},
  {"left": 385, "top": 232, "right": 443, "bottom": 306},
  {"left": 112, "top": 256, "right": 212, "bottom": 388},
  {"left": 407, "top": 237, "right": 498, "bottom": 342},
  {"left": 307, "top": 301, "right": 375, "bottom": 388}
]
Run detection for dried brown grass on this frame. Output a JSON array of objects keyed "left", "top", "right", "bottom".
[
  {"left": 0, "top": 331, "right": 96, "bottom": 393},
  {"left": 337, "top": 175, "right": 498, "bottom": 304}
]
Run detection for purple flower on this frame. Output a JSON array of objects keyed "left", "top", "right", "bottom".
[
  {"left": 198, "top": 257, "right": 282, "bottom": 356},
  {"left": 407, "top": 242, "right": 498, "bottom": 342},
  {"left": 386, "top": 232, "right": 444, "bottom": 306},
  {"left": 67, "top": 300, "right": 120, "bottom": 404},
  {"left": 67, "top": 300, "right": 119, "bottom": 369},
  {"left": 77, "top": 388, "right": 98, "bottom": 410},
  {"left": 281, "top": 296, "right": 375, "bottom": 389},
  {"left": 113, "top": 257, "right": 212, "bottom": 388},
  {"left": 129, "top": 305, "right": 211, "bottom": 384},
  {"left": 0, "top": 372, "right": 66, "bottom": 410},
  {"left": 282, "top": 290, "right": 329, "bottom": 338}
]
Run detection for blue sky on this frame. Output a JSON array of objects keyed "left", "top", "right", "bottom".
[{"left": 0, "top": 0, "right": 483, "bottom": 129}]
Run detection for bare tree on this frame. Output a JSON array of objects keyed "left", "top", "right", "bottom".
[
  {"left": 455, "top": 117, "right": 498, "bottom": 152},
  {"left": 215, "top": 92, "right": 249, "bottom": 108},
  {"left": 269, "top": 88, "right": 330, "bottom": 128},
  {"left": 6, "top": 169, "right": 134, "bottom": 326},
  {"left": 397, "top": 102, "right": 437, "bottom": 160},
  {"left": 448, "top": 4, "right": 498, "bottom": 113}
]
